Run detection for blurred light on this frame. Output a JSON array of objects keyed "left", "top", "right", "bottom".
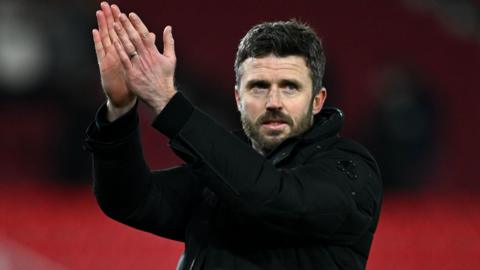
[
  {"left": 0, "top": 0, "right": 51, "bottom": 94},
  {"left": 0, "top": 236, "right": 66, "bottom": 270}
]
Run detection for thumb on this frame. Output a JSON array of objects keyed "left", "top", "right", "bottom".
[{"left": 163, "top": 25, "right": 175, "bottom": 58}]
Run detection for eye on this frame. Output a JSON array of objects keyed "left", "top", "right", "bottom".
[
  {"left": 248, "top": 81, "right": 269, "bottom": 96},
  {"left": 282, "top": 83, "right": 299, "bottom": 95},
  {"left": 251, "top": 87, "right": 268, "bottom": 96}
]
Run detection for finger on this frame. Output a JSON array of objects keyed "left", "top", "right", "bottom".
[
  {"left": 149, "top": 33, "right": 156, "bottom": 45},
  {"left": 100, "top": 2, "right": 114, "bottom": 26},
  {"left": 119, "top": 13, "right": 146, "bottom": 54},
  {"left": 163, "top": 26, "right": 176, "bottom": 58},
  {"left": 101, "top": 2, "right": 120, "bottom": 43},
  {"left": 108, "top": 25, "right": 120, "bottom": 52},
  {"left": 114, "top": 21, "right": 137, "bottom": 58},
  {"left": 111, "top": 4, "right": 122, "bottom": 21},
  {"left": 113, "top": 37, "right": 133, "bottom": 72},
  {"left": 128, "top": 12, "right": 154, "bottom": 48},
  {"left": 109, "top": 5, "right": 123, "bottom": 50},
  {"left": 96, "top": 10, "right": 111, "bottom": 48},
  {"left": 92, "top": 29, "right": 105, "bottom": 60}
]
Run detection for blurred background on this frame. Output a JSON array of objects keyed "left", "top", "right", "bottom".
[{"left": 0, "top": 0, "right": 479, "bottom": 269}]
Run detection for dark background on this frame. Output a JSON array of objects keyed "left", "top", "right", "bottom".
[{"left": 1, "top": 0, "right": 479, "bottom": 269}]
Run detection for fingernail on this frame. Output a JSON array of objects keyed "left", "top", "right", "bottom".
[{"left": 129, "top": 12, "right": 138, "bottom": 19}]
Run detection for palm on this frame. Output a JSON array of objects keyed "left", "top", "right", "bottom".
[
  {"left": 93, "top": 3, "right": 135, "bottom": 108},
  {"left": 99, "top": 48, "right": 133, "bottom": 107}
]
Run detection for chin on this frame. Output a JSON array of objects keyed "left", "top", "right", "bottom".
[
  {"left": 261, "top": 134, "right": 288, "bottom": 146},
  {"left": 261, "top": 126, "right": 290, "bottom": 136}
]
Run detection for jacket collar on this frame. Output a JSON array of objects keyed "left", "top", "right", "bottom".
[
  {"left": 268, "top": 107, "right": 344, "bottom": 160},
  {"left": 301, "top": 107, "right": 344, "bottom": 142}
]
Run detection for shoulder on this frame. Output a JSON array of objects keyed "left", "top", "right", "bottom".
[
  {"left": 299, "top": 136, "right": 382, "bottom": 184},
  {"left": 333, "top": 137, "right": 381, "bottom": 177}
]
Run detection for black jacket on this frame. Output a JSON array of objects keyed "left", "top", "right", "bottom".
[{"left": 84, "top": 93, "right": 383, "bottom": 270}]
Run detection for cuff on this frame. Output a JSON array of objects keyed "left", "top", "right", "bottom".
[
  {"left": 92, "top": 100, "right": 139, "bottom": 142},
  {"left": 152, "top": 92, "right": 194, "bottom": 138}
]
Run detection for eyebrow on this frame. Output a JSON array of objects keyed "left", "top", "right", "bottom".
[
  {"left": 245, "top": 79, "right": 304, "bottom": 89},
  {"left": 278, "top": 79, "right": 303, "bottom": 88},
  {"left": 245, "top": 79, "right": 270, "bottom": 89}
]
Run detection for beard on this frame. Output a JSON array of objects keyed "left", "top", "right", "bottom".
[{"left": 241, "top": 103, "right": 314, "bottom": 155}]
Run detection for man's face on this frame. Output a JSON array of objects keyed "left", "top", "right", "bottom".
[{"left": 235, "top": 54, "right": 326, "bottom": 154}]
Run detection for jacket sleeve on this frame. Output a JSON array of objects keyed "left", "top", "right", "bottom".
[
  {"left": 153, "top": 93, "right": 382, "bottom": 243},
  {"left": 84, "top": 102, "right": 201, "bottom": 241}
]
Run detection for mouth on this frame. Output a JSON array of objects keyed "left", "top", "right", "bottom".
[{"left": 261, "top": 120, "right": 288, "bottom": 130}]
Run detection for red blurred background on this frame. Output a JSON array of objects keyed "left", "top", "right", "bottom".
[{"left": 1, "top": 0, "right": 479, "bottom": 269}]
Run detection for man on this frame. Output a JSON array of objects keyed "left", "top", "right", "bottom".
[{"left": 85, "top": 2, "right": 382, "bottom": 269}]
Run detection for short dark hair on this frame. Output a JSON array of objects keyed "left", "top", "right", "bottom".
[{"left": 234, "top": 20, "right": 326, "bottom": 95}]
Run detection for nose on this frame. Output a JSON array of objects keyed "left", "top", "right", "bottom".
[{"left": 266, "top": 88, "right": 282, "bottom": 110}]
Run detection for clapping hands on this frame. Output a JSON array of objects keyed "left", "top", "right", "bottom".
[{"left": 93, "top": 2, "right": 177, "bottom": 121}]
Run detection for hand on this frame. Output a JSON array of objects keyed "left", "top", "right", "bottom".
[
  {"left": 112, "top": 12, "right": 177, "bottom": 116},
  {"left": 93, "top": 2, "right": 137, "bottom": 121}
]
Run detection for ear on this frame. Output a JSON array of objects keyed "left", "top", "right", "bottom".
[
  {"left": 234, "top": 85, "right": 242, "bottom": 112},
  {"left": 312, "top": 87, "right": 327, "bottom": 115}
]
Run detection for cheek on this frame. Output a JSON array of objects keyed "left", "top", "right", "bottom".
[
  {"left": 241, "top": 98, "right": 264, "bottom": 120},
  {"left": 288, "top": 99, "right": 311, "bottom": 123}
]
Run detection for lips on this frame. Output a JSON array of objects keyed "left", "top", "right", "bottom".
[
  {"left": 262, "top": 120, "right": 288, "bottom": 130},
  {"left": 263, "top": 120, "right": 286, "bottom": 125},
  {"left": 256, "top": 110, "right": 293, "bottom": 131}
]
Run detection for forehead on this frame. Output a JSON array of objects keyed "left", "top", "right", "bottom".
[{"left": 239, "top": 55, "right": 311, "bottom": 82}]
